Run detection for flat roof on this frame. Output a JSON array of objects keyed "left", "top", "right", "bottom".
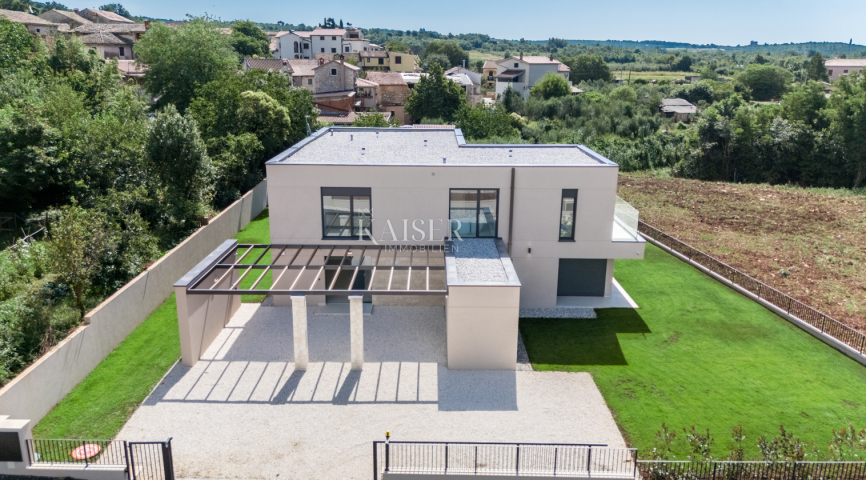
[{"left": 266, "top": 127, "right": 617, "bottom": 167}]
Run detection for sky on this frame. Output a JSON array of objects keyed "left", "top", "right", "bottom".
[{"left": 123, "top": 0, "right": 866, "bottom": 46}]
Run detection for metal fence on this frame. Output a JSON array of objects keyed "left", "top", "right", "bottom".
[
  {"left": 638, "top": 221, "right": 866, "bottom": 359},
  {"left": 372, "top": 441, "right": 637, "bottom": 479},
  {"left": 637, "top": 460, "right": 866, "bottom": 480},
  {"left": 26, "top": 438, "right": 174, "bottom": 480}
]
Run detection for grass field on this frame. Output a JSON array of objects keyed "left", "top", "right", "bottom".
[
  {"left": 521, "top": 243, "right": 866, "bottom": 459},
  {"left": 33, "top": 294, "right": 180, "bottom": 439},
  {"left": 33, "top": 208, "right": 273, "bottom": 439},
  {"left": 618, "top": 173, "right": 866, "bottom": 332}
]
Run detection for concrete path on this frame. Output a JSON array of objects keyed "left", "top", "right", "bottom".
[{"left": 119, "top": 305, "right": 625, "bottom": 480}]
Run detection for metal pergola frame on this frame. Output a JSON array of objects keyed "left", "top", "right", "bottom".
[{"left": 186, "top": 244, "right": 449, "bottom": 296}]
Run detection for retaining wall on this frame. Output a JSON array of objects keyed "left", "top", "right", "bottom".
[{"left": 0, "top": 181, "right": 268, "bottom": 422}]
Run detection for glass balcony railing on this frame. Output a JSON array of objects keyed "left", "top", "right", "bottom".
[{"left": 613, "top": 196, "right": 640, "bottom": 241}]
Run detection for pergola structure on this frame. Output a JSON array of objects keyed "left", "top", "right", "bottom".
[
  {"left": 174, "top": 240, "right": 452, "bottom": 371},
  {"left": 185, "top": 243, "right": 449, "bottom": 297}
]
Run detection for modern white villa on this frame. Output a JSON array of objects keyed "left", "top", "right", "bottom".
[{"left": 173, "top": 126, "right": 644, "bottom": 372}]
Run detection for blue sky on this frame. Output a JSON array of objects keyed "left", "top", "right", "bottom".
[{"left": 122, "top": 0, "right": 865, "bottom": 46}]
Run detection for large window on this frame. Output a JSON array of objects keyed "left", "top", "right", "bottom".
[
  {"left": 322, "top": 188, "right": 372, "bottom": 239},
  {"left": 559, "top": 189, "right": 578, "bottom": 240},
  {"left": 450, "top": 189, "right": 499, "bottom": 238}
]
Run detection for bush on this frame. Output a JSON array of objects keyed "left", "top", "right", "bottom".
[{"left": 530, "top": 73, "right": 571, "bottom": 99}]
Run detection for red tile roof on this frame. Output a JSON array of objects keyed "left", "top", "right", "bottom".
[{"left": 310, "top": 27, "right": 346, "bottom": 36}]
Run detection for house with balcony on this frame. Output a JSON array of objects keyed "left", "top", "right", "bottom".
[
  {"left": 275, "top": 30, "right": 312, "bottom": 59},
  {"left": 483, "top": 60, "right": 498, "bottom": 87},
  {"left": 355, "top": 77, "right": 379, "bottom": 111},
  {"left": 494, "top": 54, "right": 571, "bottom": 99},
  {"left": 174, "top": 126, "right": 644, "bottom": 372}
]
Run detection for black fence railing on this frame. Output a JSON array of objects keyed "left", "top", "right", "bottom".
[
  {"left": 639, "top": 221, "right": 866, "bottom": 359},
  {"left": 637, "top": 460, "right": 866, "bottom": 480},
  {"left": 372, "top": 441, "right": 637, "bottom": 479},
  {"left": 25, "top": 438, "right": 175, "bottom": 480}
]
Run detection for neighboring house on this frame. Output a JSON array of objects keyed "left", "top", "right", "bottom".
[
  {"left": 494, "top": 54, "right": 571, "bottom": 99},
  {"left": 77, "top": 8, "right": 134, "bottom": 24},
  {"left": 355, "top": 77, "right": 378, "bottom": 111},
  {"left": 342, "top": 27, "right": 370, "bottom": 53},
  {"left": 366, "top": 71, "right": 411, "bottom": 124},
  {"left": 445, "top": 66, "right": 482, "bottom": 86},
  {"left": 275, "top": 30, "right": 312, "bottom": 59},
  {"left": 360, "top": 50, "right": 389, "bottom": 70},
  {"left": 311, "top": 58, "right": 360, "bottom": 116},
  {"left": 659, "top": 98, "right": 697, "bottom": 122},
  {"left": 117, "top": 59, "right": 153, "bottom": 102},
  {"left": 825, "top": 58, "right": 866, "bottom": 81},
  {"left": 388, "top": 51, "right": 418, "bottom": 72},
  {"left": 445, "top": 71, "right": 483, "bottom": 106},
  {"left": 38, "top": 8, "right": 91, "bottom": 29},
  {"left": 243, "top": 57, "right": 290, "bottom": 72},
  {"left": 310, "top": 27, "right": 345, "bottom": 55},
  {"left": 73, "top": 23, "right": 146, "bottom": 59},
  {"left": 482, "top": 60, "right": 498, "bottom": 87},
  {"left": 80, "top": 31, "right": 133, "bottom": 59},
  {"left": 0, "top": 9, "right": 58, "bottom": 37}
]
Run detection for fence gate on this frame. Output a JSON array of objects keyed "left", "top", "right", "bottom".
[{"left": 127, "top": 439, "right": 175, "bottom": 480}]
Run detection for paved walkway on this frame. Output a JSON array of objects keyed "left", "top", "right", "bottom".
[{"left": 120, "top": 305, "right": 625, "bottom": 480}]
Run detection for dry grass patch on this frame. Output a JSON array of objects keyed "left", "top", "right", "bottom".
[{"left": 618, "top": 173, "right": 866, "bottom": 332}]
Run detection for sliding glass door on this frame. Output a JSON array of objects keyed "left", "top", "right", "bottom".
[{"left": 449, "top": 189, "right": 499, "bottom": 238}]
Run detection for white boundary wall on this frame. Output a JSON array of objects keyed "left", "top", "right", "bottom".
[{"left": 0, "top": 181, "right": 268, "bottom": 422}]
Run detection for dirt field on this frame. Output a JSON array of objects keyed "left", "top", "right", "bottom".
[{"left": 617, "top": 173, "right": 866, "bottom": 332}]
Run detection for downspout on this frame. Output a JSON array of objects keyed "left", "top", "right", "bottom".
[{"left": 507, "top": 167, "right": 515, "bottom": 256}]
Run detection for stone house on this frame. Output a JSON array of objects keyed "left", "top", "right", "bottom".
[
  {"left": 73, "top": 23, "right": 146, "bottom": 59},
  {"left": 365, "top": 71, "right": 411, "bottom": 124},
  {"left": 38, "top": 8, "right": 92, "bottom": 29},
  {"left": 0, "top": 9, "right": 58, "bottom": 37},
  {"left": 77, "top": 8, "right": 134, "bottom": 24}
]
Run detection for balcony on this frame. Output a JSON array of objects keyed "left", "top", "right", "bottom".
[{"left": 612, "top": 196, "right": 641, "bottom": 242}]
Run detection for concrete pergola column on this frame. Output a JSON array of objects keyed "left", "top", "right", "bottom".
[
  {"left": 291, "top": 296, "right": 309, "bottom": 370},
  {"left": 349, "top": 296, "right": 364, "bottom": 370}
]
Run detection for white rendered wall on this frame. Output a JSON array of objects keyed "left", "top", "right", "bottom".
[
  {"left": 265, "top": 163, "right": 643, "bottom": 308},
  {"left": 446, "top": 285, "right": 520, "bottom": 370}
]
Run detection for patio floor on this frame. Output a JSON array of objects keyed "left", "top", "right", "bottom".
[{"left": 119, "top": 304, "right": 625, "bottom": 480}]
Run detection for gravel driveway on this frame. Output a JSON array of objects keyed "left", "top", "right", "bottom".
[{"left": 119, "top": 305, "right": 625, "bottom": 480}]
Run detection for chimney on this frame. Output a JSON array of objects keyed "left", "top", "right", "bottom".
[
  {"left": 519, "top": 52, "right": 523, "bottom": 60},
  {"left": 144, "top": 19, "right": 150, "bottom": 30},
  {"left": 73, "top": 8, "right": 78, "bottom": 12},
  {"left": 549, "top": 54, "right": 553, "bottom": 61},
  {"left": 318, "top": 57, "right": 325, "bottom": 66}
]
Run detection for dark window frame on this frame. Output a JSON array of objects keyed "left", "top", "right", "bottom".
[
  {"left": 321, "top": 187, "right": 372, "bottom": 240},
  {"left": 378, "top": 57, "right": 384, "bottom": 65},
  {"left": 559, "top": 189, "right": 578, "bottom": 241},
  {"left": 449, "top": 188, "right": 500, "bottom": 239},
  {"left": 395, "top": 55, "right": 402, "bottom": 64}
]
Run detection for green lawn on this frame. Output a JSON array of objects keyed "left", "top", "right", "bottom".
[
  {"left": 521, "top": 243, "right": 866, "bottom": 459},
  {"left": 33, "top": 208, "right": 273, "bottom": 439},
  {"left": 33, "top": 294, "right": 180, "bottom": 439}
]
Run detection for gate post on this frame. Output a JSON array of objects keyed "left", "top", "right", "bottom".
[
  {"left": 162, "top": 438, "right": 175, "bottom": 480},
  {"left": 350, "top": 296, "right": 364, "bottom": 370}
]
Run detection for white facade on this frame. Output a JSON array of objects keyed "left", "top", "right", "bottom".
[
  {"left": 276, "top": 31, "right": 311, "bottom": 59},
  {"left": 495, "top": 56, "right": 571, "bottom": 99},
  {"left": 265, "top": 127, "right": 644, "bottom": 310}
]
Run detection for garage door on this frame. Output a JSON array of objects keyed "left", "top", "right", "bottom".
[{"left": 557, "top": 259, "right": 607, "bottom": 297}]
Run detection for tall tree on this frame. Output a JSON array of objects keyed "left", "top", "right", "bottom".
[
  {"left": 530, "top": 73, "right": 570, "bottom": 99},
  {"left": 561, "top": 54, "right": 611, "bottom": 83},
  {"left": 0, "top": 18, "right": 32, "bottom": 72},
  {"left": 145, "top": 105, "right": 213, "bottom": 228},
  {"left": 405, "top": 63, "right": 466, "bottom": 122},
  {"left": 805, "top": 52, "right": 829, "bottom": 82},
  {"left": 134, "top": 17, "right": 238, "bottom": 112},
  {"left": 735, "top": 64, "right": 793, "bottom": 101},
  {"left": 230, "top": 20, "right": 269, "bottom": 57}
]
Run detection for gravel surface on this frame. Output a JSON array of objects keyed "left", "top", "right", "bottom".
[
  {"left": 119, "top": 304, "right": 625, "bottom": 480},
  {"left": 516, "top": 331, "right": 532, "bottom": 371},
  {"left": 275, "top": 130, "right": 605, "bottom": 166},
  {"left": 519, "top": 307, "right": 597, "bottom": 318},
  {"left": 453, "top": 239, "right": 507, "bottom": 283}
]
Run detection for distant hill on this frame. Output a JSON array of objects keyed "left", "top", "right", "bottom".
[{"left": 521, "top": 39, "right": 865, "bottom": 55}]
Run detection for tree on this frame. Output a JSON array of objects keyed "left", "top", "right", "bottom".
[
  {"left": 145, "top": 105, "right": 213, "bottom": 228},
  {"left": 236, "top": 90, "right": 292, "bottom": 156},
  {"left": 672, "top": 55, "right": 693, "bottom": 71},
  {"left": 134, "top": 17, "right": 239, "bottom": 112},
  {"left": 230, "top": 20, "right": 270, "bottom": 57},
  {"left": 609, "top": 85, "right": 638, "bottom": 102},
  {"left": 49, "top": 205, "right": 117, "bottom": 320},
  {"left": 805, "top": 53, "right": 829, "bottom": 82},
  {"left": 500, "top": 85, "right": 524, "bottom": 114},
  {"left": 829, "top": 74, "right": 866, "bottom": 187},
  {"left": 454, "top": 104, "right": 518, "bottom": 139},
  {"left": 99, "top": 3, "right": 131, "bottom": 18},
  {"left": 530, "top": 73, "right": 570, "bottom": 99},
  {"left": 353, "top": 111, "right": 391, "bottom": 127},
  {"left": 0, "top": 18, "right": 32, "bottom": 73},
  {"left": 421, "top": 53, "right": 449, "bottom": 72},
  {"left": 561, "top": 54, "right": 611, "bottom": 83},
  {"left": 422, "top": 40, "right": 468, "bottom": 68},
  {"left": 781, "top": 81, "right": 828, "bottom": 130},
  {"left": 735, "top": 64, "right": 793, "bottom": 101},
  {"left": 699, "top": 67, "right": 717, "bottom": 80},
  {"left": 405, "top": 63, "right": 466, "bottom": 122},
  {"left": 386, "top": 41, "right": 407, "bottom": 53}
]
